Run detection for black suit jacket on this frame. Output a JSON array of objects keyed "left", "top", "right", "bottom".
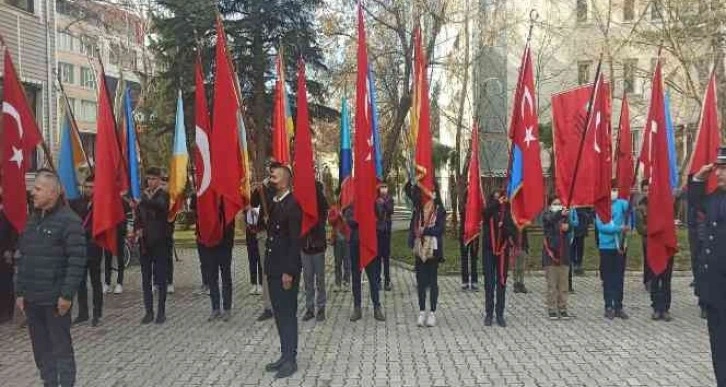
[
  {"left": 138, "top": 189, "right": 171, "bottom": 246},
  {"left": 689, "top": 180, "right": 726, "bottom": 308},
  {"left": 265, "top": 192, "right": 302, "bottom": 278}
]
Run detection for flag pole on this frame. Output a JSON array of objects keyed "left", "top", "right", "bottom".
[
  {"left": 55, "top": 72, "right": 93, "bottom": 172},
  {"left": 566, "top": 53, "right": 603, "bottom": 208}
]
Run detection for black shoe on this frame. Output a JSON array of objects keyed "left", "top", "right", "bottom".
[
  {"left": 559, "top": 310, "right": 571, "bottom": 320},
  {"left": 470, "top": 283, "right": 479, "bottom": 292},
  {"left": 519, "top": 284, "right": 529, "bottom": 294},
  {"left": 73, "top": 315, "right": 89, "bottom": 325},
  {"left": 350, "top": 307, "right": 362, "bottom": 322},
  {"left": 651, "top": 311, "right": 661, "bottom": 321},
  {"left": 265, "top": 357, "right": 285, "bottom": 372},
  {"left": 689, "top": 280, "right": 695, "bottom": 288},
  {"left": 644, "top": 281, "right": 651, "bottom": 292},
  {"left": 221, "top": 310, "right": 231, "bottom": 322},
  {"left": 208, "top": 310, "right": 221, "bottom": 322},
  {"left": 302, "top": 310, "right": 315, "bottom": 321},
  {"left": 257, "top": 309, "right": 273, "bottom": 322},
  {"left": 701, "top": 308, "right": 708, "bottom": 319},
  {"left": 496, "top": 316, "right": 507, "bottom": 327},
  {"left": 384, "top": 282, "right": 392, "bottom": 292},
  {"left": 484, "top": 315, "right": 493, "bottom": 326},
  {"left": 373, "top": 307, "right": 386, "bottom": 321},
  {"left": 574, "top": 268, "right": 585, "bottom": 276},
  {"left": 568, "top": 288, "right": 575, "bottom": 294},
  {"left": 141, "top": 312, "right": 154, "bottom": 324},
  {"left": 605, "top": 308, "right": 615, "bottom": 320},
  {"left": 615, "top": 309, "right": 629, "bottom": 320},
  {"left": 316, "top": 308, "right": 326, "bottom": 322},
  {"left": 661, "top": 311, "right": 672, "bottom": 322},
  {"left": 548, "top": 311, "right": 558, "bottom": 320},
  {"left": 274, "top": 360, "right": 298, "bottom": 379},
  {"left": 155, "top": 314, "right": 166, "bottom": 324},
  {"left": 462, "top": 283, "right": 470, "bottom": 291},
  {"left": 91, "top": 317, "right": 100, "bottom": 327},
  {"left": 513, "top": 283, "right": 521, "bottom": 294}
]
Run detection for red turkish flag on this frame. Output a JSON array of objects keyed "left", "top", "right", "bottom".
[
  {"left": 615, "top": 94, "right": 634, "bottom": 200},
  {"left": 292, "top": 59, "right": 319, "bottom": 236},
  {"left": 645, "top": 58, "right": 678, "bottom": 276},
  {"left": 354, "top": 3, "right": 378, "bottom": 269},
  {"left": 463, "top": 124, "right": 483, "bottom": 244},
  {"left": 586, "top": 73, "right": 612, "bottom": 224},
  {"left": 194, "top": 55, "right": 223, "bottom": 246},
  {"left": 688, "top": 70, "right": 721, "bottom": 194},
  {"left": 211, "top": 18, "right": 244, "bottom": 226},
  {"left": 272, "top": 54, "right": 291, "bottom": 166},
  {"left": 92, "top": 71, "right": 125, "bottom": 255},
  {"left": 1, "top": 49, "right": 43, "bottom": 232},
  {"left": 413, "top": 27, "right": 435, "bottom": 203}
]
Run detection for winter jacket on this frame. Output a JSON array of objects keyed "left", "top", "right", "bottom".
[
  {"left": 303, "top": 182, "right": 329, "bottom": 255},
  {"left": 595, "top": 199, "right": 630, "bottom": 251},
  {"left": 542, "top": 209, "right": 579, "bottom": 266}
]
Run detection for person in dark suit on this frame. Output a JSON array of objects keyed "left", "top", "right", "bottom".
[
  {"left": 263, "top": 163, "right": 302, "bottom": 379},
  {"left": 137, "top": 167, "right": 171, "bottom": 325},
  {"left": 482, "top": 190, "right": 516, "bottom": 327},
  {"left": 690, "top": 154, "right": 726, "bottom": 387},
  {"left": 251, "top": 172, "right": 276, "bottom": 322},
  {"left": 0, "top": 186, "right": 18, "bottom": 324},
  {"left": 375, "top": 183, "right": 394, "bottom": 291}
]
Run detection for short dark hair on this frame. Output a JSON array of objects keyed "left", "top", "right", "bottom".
[
  {"left": 640, "top": 179, "right": 650, "bottom": 189},
  {"left": 85, "top": 174, "right": 95, "bottom": 183},
  {"left": 146, "top": 167, "right": 162, "bottom": 177},
  {"left": 270, "top": 162, "right": 293, "bottom": 178}
]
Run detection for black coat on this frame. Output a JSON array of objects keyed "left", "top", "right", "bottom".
[
  {"left": 0, "top": 210, "right": 17, "bottom": 259},
  {"left": 481, "top": 199, "right": 516, "bottom": 252},
  {"left": 138, "top": 188, "right": 171, "bottom": 246},
  {"left": 265, "top": 191, "right": 302, "bottom": 277},
  {"left": 69, "top": 196, "right": 104, "bottom": 260},
  {"left": 689, "top": 180, "right": 726, "bottom": 308},
  {"left": 302, "top": 182, "right": 329, "bottom": 255}
]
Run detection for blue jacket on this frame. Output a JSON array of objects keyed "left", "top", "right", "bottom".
[{"left": 595, "top": 199, "right": 630, "bottom": 251}]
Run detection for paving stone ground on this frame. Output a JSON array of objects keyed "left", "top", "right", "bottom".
[{"left": 0, "top": 246, "right": 716, "bottom": 387}]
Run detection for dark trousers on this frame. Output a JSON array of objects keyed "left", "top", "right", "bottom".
[
  {"left": 105, "top": 232, "right": 126, "bottom": 286},
  {"left": 707, "top": 305, "right": 726, "bottom": 387},
  {"left": 25, "top": 303, "right": 76, "bottom": 387},
  {"left": 247, "top": 233, "right": 262, "bottom": 285},
  {"left": 166, "top": 240, "right": 174, "bottom": 285},
  {"left": 140, "top": 243, "right": 168, "bottom": 315},
  {"left": 600, "top": 249, "right": 626, "bottom": 310},
  {"left": 483, "top": 248, "right": 508, "bottom": 317},
  {"left": 377, "top": 230, "right": 391, "bottom": 286},
  {"left": 642, "top": 240, "right": 653, "bottom": 285},
  {"left": 688, "top": 226, "right": 699, "bottom": 283},
  {"left": 460, "top": 239, "right": 479, "bottom": 284},
  {"left": 268, "top": 275, "right": 299, "bottom": 362},
  {"left": 196, "top": 244, "right": 209, "bottom": 287},
  {"left": 416, "top": 259, "right": 439, "bottom": 312},
  {"left": 571, "top": 236, "right": 585, "bottom": 267},
  {"left": 77, "top": 257, "right": 102, "bottom": 319},
  {"left": 650, "top": 257, "right": 674, "bottom": 312},
  {"left": 350, "top": 237, "right": 381, "bottom": 308},
  {"left": 0, "top": 267, "right": 14, "bottom": 323},
  {"left": 205, "top": 243, "right": 233, "bottom": 311}
]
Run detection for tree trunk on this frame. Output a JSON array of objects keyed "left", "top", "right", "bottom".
[
  {"left": 249, "top": 11, "right": 268, "bottom": 181},
  {"left": 452, "top": 0, "right": 471, "bottom": 227}
]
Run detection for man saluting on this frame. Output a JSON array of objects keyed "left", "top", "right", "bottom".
[{"left": 264, "top": 163, "right": 302, "bottom": 379}]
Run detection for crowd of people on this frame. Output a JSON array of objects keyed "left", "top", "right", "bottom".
[{"left": 2, "top": 152, "right": 726, "bottom": 386}]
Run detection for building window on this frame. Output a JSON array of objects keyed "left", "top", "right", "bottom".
[
  {"left": 577, "top": 61, "right": 592, "bottom": 85},
  {"left": 109, "top": 43, "right": 120, "bottom": 66},
  {"left": 80, "top": 67, "right": 96, "bottom": 89},
  {"left": 59, "top": 62, "right": 75, "bottom": 84},
  {"left": 651, "top": 0, "right": 662, "bottom": 20},
  {"left": 576, "top": 0, "right": 588, "bottom": 22},
  {"left": 623, "top": 0, "right": 635, "bottom": 21},
  {"left": 58, "top": 32, "right": 75, "bottom": 52},
  {"left": 80, "top": 36, "right": 97, "bottom": 57},
  {"left": 3, "top": 0, "right": 34, "bottom": 13},
  {"left": 80, "top": 100, "right": 97, "bottom": 122},
  {"left": 623, "top": 59, "right": 637, "bottom": 94}
]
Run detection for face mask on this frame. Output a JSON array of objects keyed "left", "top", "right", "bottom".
[
  {"left": 550, "top": 205, "right": 563, "bottom": 212},
  {"left": 611, "top": 191, "right": 618, "bottom": 201}
]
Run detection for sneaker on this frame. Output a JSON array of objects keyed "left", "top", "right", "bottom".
[
  {"left": 208, "top": 310, "right": 221, "bottom": 321},
  {"left": 302, "top": 310, "right": 315, "bottom": 321},
  {"left": 417, "top": 311, "right": 427, "bottom": 327},
  {"left": 484, "top": 315, "right": 493, "bottom": 326},
  {"left": 257, "top": 309, "right": 273, "bottom": 322},
  {"left": 461, "top": 283, "right": 470, "bottom": 291},
  {"left": 559, "top": 310, "right": 571, "bottom": 320},
  {"left": 548, "top": 311, "right": 558, "bottom": 320},
  {"left": 113, "top": 284, "right": 123, "bottom": 294},
  {"left": 426, "top": 312, "right": 436, "bottom": 327},
  {"left": 615, "top": 309, "right": 629, "bottom": 320},
  {"left": 470, "top": 283, "right": 479, "bottom": 292},
  {"left": 605, "top": 308, "right": 615, "bottom": 320},
  {"left": 221, "top": 310, "right": 231, "bottom": 322},
  {"left": 661, "top": 311, "right": 672, "bottom": 322},
  {"left": 373, "top": 307, "right": 386, "bottom": 322},
  {"left": 350, "top": 307, "right": 362, "bottom": 322},
  {"left": 103, "top": 284, "right": 111, "bottom": 294},
  {"left": 141, "top": 312, "right": 154, "bottom": 324},
  {"left": 651, "top": 311, "right": 661, "bottom": 321},
  {"left": 274, "top": 360, "right": 298, "bottom": 379},
  {"left": 316, "top": 308, "right": 326, "bottom": 321},
  {"left": 249, "top": 286, "right": 257, "bottom": 295},
  {"left": 167, "top": 284, "right": 175, "bottom": 294}
]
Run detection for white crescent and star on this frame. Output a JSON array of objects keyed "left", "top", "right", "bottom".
[
  {"left": 195, "top": 125, "right": 212, "bottom": 196},
  {"left": 3, "top": 102, "right": 23, "bottom": 139},
  {"left": 10, "top": 146, "right": 23, "bottom": 168},
  {"left": 521, "top": 86, "right": 537, "bottom": 148}
]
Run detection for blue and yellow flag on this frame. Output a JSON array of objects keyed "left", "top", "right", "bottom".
[
  {"left": 58, "top": 110, "right": 85, "bottom": 199},
  {"left": 123, "top": 88, "right": 142, "bottom": 200},
  {"left": 168, "top": 90, "right": 189, "bottom": 221}
]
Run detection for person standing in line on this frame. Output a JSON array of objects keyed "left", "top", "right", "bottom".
[
  {"left": 346, "top": 202, "right": 386, "bottom": 322},
  {"left": 411, "top": 191, "right": 446, "bottom": 327},
  {"left": 206, "top": 217, "right": 235, "bottom": 322},
  {"left": 16, "top": 170, "right": 87, "bottom": 387},
  {"left": 459, "top": 181, "right": 480, "bottom": 291},
  {"left": 512, "top": 226, "right": 530, "bottom": 294},
  {"left": 301, "top": 181, "right": 329, "bottom": 322},
  {"left": 482, "top": 190, "right": 515, "bottom": 328},
  {"left": 251, "top": 169, "right": 276, "bottom": 322},
  {"left": 328, "top": 193, "right": 351, "bottom": 292},
  {"left": 69, "top": 176, "right": 103, "bottom": 327},
  {"left": 0, "top": 185, "right": 18, "bottom": 324},
  {"left": 686, "top": 175, "right": 707, "bottom": 318},
  {"left": 263, "top": 163, "right": 302, "bottom": 379},
  {"left": 541, "top": 197, "right": 578, "bottom": 319},
  {"left": 635, "top": 180, "right": 653, "bottom": 292},
  {"left": 137, "top": 167, "right": 171, "bottom": 324},
  {"left": 104, "top": 195, "right": 130, "bottom": 295},
  {"left": 569, "top": 207, "right": 590, "bottom": 292},
  {"left": 245, "top": 211, "right": 264, "bottom": 296},
  {"left": 690, "top": 159, "right": 726, "bottom": 387},
  {"left": 375, "top": 182, "right": 394, "bottom": 291},
  {"left": 596, "top": 189, "right": 631, "bottom": 320}
]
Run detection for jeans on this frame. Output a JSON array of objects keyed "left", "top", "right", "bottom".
[
  {"left": 460, "top": 239, "right": 479, "bottom": 284},
  {"left": 600, "top": 249, "right": 626, "bottom": 310},
  {"left": 302, "top": 252, "right": 326, "bottom": 311},
  {"left": 483, "top": 248, "right": 508, "bottom": 317},
  {"left": 333, "top": 236, "right": 351, "bottom": 286},
  {"left": 269, "top": 275, "right": 300, "bottom": 362},
  {"left": 416, "top": 259, "right": 439, "bottom": 311},
  {"left": 650, "top": 257, "right": 674, "bottom": 313},
  {"left": 205, "top": 243, "right": 233, "bottom": 311},
  {"left": 247, "top": 232, "right": 263, "bottom": 285},
  {"left": 545, "top": 265, "right": 569, "bottom": 312},
  {"left": 26, "top": 302, "right": 76, "bottom": 387},
  {"left": 642, "top": 239, "right": 653, "bottom": 285},
  {"left": 77, "top": 255, "right": 103, "bottom": 320},
  {"left": 196, "top": 243, "right": 209, "bottom": 287},
  {"left": 350, "top": 237, "right": 381, "bottom": 308},
  {"left": 377, "top": 230, "right": 392, "bottom": 285},
  {"left": 140, "top": 243, "right": 168, "bottom": 315},
  {"left": 707, "top": 305, "right": 726, "bottom": 387}
]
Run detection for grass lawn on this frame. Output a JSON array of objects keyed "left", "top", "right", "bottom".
[{"left": 390, "top": 228, "right": 693, "bottom": 275}]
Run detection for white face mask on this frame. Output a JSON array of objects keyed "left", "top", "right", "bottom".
[
  {"left": 611, "top": 191, "right": 618, "bottom": 201},
  {"left": 550, "top": 204, "right": 563, "bottom": 212}
]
